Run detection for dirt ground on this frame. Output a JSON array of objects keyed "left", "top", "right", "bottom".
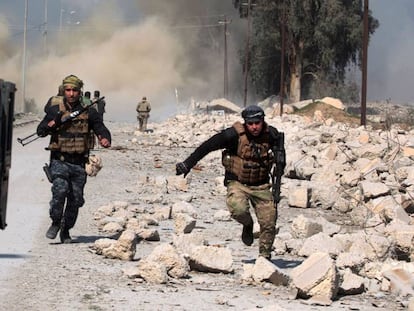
[
  {"left": 0, "top": 118, "right": 407, "bottom": 311},
  {"left": 295, "top": 101, "right": 414, "bottom": 130}
]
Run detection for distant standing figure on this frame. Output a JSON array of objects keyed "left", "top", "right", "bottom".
[
  {"left": 84, "top": 91, "right": 91, "bottom": 99},
  {"left": 93, "top": 90, "right": 106, "bottom": 119},
  {"left": 136, "top": 96, "right": 151, "bottom": 132},
  {"left": 57, "top": 85, "right": 64, "bottom": 96}
]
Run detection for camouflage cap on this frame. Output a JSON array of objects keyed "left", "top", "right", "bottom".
[{"left": 62, "top": 75, "right": 83, "bottom": 90}]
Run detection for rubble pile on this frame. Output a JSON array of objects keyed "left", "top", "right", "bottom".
[{"left": 91, "top": 102, "right": 414, "bottom": 306}]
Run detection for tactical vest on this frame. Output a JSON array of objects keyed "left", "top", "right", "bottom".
[
  {"left": 137, "top": 101, "right": 150, "bottom": 114},
  {"left": 222, "top": 121, "right": 273, "bottom": 185},
  {"left": 48, "top": 96, "right": 92, "bottom": 154}
]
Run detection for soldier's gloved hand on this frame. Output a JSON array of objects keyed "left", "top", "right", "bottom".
[
  {"left": 176, "top": 162, "right": 190, "bottom": 178},
  {"left": 44, "top": 113, "right": 61, "bottom": 134},
  {"left": 37, "top": 127, "right": 49, "bottom": 137}
]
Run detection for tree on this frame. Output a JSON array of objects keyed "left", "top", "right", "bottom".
[{"left": 233, "top": 0, "right": 379, "bottom": 103}]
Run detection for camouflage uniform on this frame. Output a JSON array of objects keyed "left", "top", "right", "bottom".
[
  {"left": 226, "top": 181, "right": 277, "bottom": 258},
  {"left": 49, "top": 159, "right": 87, "bottom": 229},
  {"left": 176, "top": 105, "right": 285, "bottom": 260},
  {"left": 136, "top": 97, "right": 151, "bottom": 131}
]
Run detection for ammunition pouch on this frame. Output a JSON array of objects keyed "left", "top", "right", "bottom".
[
  {"left": 43, "top": 163, "right": 53, "bottom": 183},
  {"left": 222, "top": 150, "right": 232, "bottom": 170}
]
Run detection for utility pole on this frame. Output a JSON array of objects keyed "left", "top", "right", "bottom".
[
  {"left": 243, "top": 0, "right": 252, "bottom": 107},
  {"left": 21, "top": 0, "right": 28, "bottom": 113},
  {"left": 43, "top": 0, "right": 48, "bottom": 55},
  {"left": 223, "top": 15, "right": 229, "bottom": 99},
  {"left": 59, "top": 0, "right": 63, "bottom": 33},
  {"left": 219, "top": 15, "right": 231, "bottom": 99},
  {"left": 361, "top": 0, "right": 369, "bottom": 126},
  {"left": 175, "top": 88, "right": 179, "bottom": 111},
  {"left": 279, "top": 1, "right": 286, "bottom": 117}
]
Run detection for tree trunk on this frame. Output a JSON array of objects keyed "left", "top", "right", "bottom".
[{"left": 288, "top": 40, "right": 304, "bottom": 103}]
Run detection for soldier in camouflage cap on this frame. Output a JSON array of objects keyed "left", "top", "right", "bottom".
[
  {"left": 62, "top": 74, "right": 84, "bottom": 90},
  {"left": 176, "top": 105, "right": 286, "bottom": 260},
  {"left": 37, "top": 74, "right": 111, "bottom": 244}
]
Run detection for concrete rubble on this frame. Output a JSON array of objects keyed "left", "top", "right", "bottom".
[{"left": 89, "top": 98, "right": 414, "bottom": 306}]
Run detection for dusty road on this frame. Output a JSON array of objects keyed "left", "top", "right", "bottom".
[
  {"left": 0, "top": 124, "right": 49, "bottom": 284},
  {"left": 0, "top": 120, "right": 404, "bottom": 311}
]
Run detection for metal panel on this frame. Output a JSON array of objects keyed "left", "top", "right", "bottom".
[{"left": 0, "top": 79, "right": 17, "bottom": 229}]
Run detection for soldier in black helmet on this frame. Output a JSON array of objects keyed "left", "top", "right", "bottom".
[{"left": 176, "top": 105, "right": 286, "bottom": 260}]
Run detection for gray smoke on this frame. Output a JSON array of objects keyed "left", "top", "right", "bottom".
[
  {"left": 369, "top": 0, "right": 414, "bottom": 105},
  {"left": 0, "top": 0, "right": 245, "bottom": 122},
  {"left": 0, "top": 1, "right": 412, "bottom": 122}
]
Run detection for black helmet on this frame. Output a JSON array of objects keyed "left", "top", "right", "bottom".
[
  {"left": 94, "top": 90, "right": 100, "bottom": 98},
  {"left": 84, "top": 91, "right": 91, "bottom": 98},
  {"left": 241, "top": 105, "right": 265, "bottom": 122}
]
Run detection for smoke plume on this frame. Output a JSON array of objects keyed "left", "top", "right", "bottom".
[{"left": 0, "top": 0, "right": 244, "bottom": 122}]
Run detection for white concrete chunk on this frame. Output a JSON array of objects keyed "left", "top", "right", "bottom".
[
  {"left": 290, "top": 252, "right": 339, "bottom": 300},
  {"left": 189, "top": 245, "right": 233, "bottom": 273}
]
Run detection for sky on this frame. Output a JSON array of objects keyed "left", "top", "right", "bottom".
[
  {"left": 368, "top": 0, "right": 414, "bottom": 104},
  {"left": 0, "top": 0, "right": 413, "bottom": 121}
]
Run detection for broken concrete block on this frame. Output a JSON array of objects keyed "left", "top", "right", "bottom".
[
  {"left": 251, "top": 256, "right": 290, "bottom": 286},
  {"left": 291, "top": 214, "right": 323, "bottom": 239},
  {"left": 291, "top": 252, "right": 339, "bottom": 301},
  {"left": 288, "top": 186, "right": 310, "bottom": 208},
  {"left": 339, "top": 268, "right": 365, "bottom": 295},
  {"left": 383, "top": 268, "right": 414, "bottom": 296},
  {"left": 189, "top": 245, "right": 234, "bottom": 273}
]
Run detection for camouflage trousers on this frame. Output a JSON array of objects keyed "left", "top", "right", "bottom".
[
  {"left": 49, "top": 159, "right": 87, "bottom": 229},
  {"left": 226, "top": 180, "right": 277, "bottom": 258},
  {"left": 137, "top": 113, "right": 149, "bottom": 131}
]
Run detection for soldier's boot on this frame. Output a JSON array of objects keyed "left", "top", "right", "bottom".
[
  {"left": 241, "top": 223, "right": 254, "bottom": 246},
  {"left": 233, "top": 213, "right": 254, "bottom": 246},
  {"left": 60, "top": 227, "right": 72, "bottom": 244},
  {"left": 46, "top": 222, "right": 60, "bottom": 239},
  {"left": 259, "top": 244, "right": 272, "bottom": 261},
  {"left": 259, "top": 253, "right": 272, "bottom": 261}
]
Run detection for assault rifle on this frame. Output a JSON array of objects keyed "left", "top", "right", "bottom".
[
  {"left": 17, "top": 96, "right": 104, "bottom": 146},
  {"left": 271, "top": 132, "right": 285, "bottom": 205}
]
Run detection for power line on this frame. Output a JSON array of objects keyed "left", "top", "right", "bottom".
[
  {"left": 170, "top": 23, "right": 225, "bottom": 29},
  {"left": 6, "top": 21, "right": 225, "bottom": 35},
  {"left": 8, "top": 23, "right": 46, "bottom": 37}
]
